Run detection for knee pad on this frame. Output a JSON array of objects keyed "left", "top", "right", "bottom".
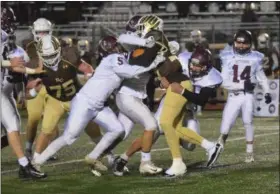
[{"left": 143, "top": 118, "right": 157, "bottom": 131}]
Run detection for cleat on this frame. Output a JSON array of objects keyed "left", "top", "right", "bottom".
[
  {"left": 85, "top": 155, "right": 108, "bottom": 172},
  {"left": 207, "top": 143, "right": 223, "bottom": 168},
  {"left": 18, "top": 162, "right": 47, "bottom": 180},
  {"left": 163, "top": 162, "right": 187, "bottom": 178},
  {"left": 139, "top": 161, "right": 162, "bottom": 175},
  {"left": 113, "top": 156, "right": 128, "bottom": 176},
  {"left": 245, "top": 153, "right": 254, "bottom": 163},
  {"left": 31, "top": 160, "right": 41, "bottom": 171}
]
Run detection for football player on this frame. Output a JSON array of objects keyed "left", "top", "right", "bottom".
[
  {"left": 114, "top": 46, "right": 223, "bottom": 177},
  {"left": 118, "top": 15, "right": 223, "bottom": 177},
  {"left": 218, "top": 30, "right": 272, "bottom": 163},
  {"left": 1, "top": 5, "right": 46, "bottom": 179},
  {"left": 32, "top": 36, "right": 164, "bottom": 175},
  {"left": 25, "top": 35, "right": 102, "bottom": 165},
  {"left": 25, "top": 18, "right": 60, "bottom": 159},
  {"left": 256, "top": 33, "right": 279, "bottom": 78}
]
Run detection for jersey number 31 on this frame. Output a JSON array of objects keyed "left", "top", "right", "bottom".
[{"left": 232, "top": 65, "right": 251, "bottom": 83}]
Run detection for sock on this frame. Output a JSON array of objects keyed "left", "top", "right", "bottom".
[
  {"left": 201, "top": 139, "right": 214, "bottom": 150},
  {"left": 25, "top": 141, "right": 33, "bottom": 150},
  {"left": 33, "top": 152, "right": 40, "bottom": 160},
  {"left": 219, "top": 134, "right": 228, "bottom": 144},
  {"left": 141, "top": 152, "right": 151, "bottom": 162},
  {"left": 18, "top": 156, "right": 29, "bottom": 167},
  {"left": 121, "top": 153, "right": 129, "bottom": 161},
  {"left": 88, "top": 131, "right": 119, "bottom": 160},
  {"left": 35, "top": 136, "right": 67, "bottom": 165},
  {"left": 246, "top": 144, "right": 253, "bottom": 153},
  {"left": 172, "top": 158, "right": 183, "bottom": 166}
]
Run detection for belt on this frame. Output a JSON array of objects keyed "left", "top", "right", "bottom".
[{"left": 229, "top": 90, "right": 253, "bottom": 96}]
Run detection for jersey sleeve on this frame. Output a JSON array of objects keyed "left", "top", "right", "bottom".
[
  {"left": 112, "top": 55, "right": 153, "bottom": 79},
  {"left": 117, "top": 33, "right": 147, "bottom": 47}
]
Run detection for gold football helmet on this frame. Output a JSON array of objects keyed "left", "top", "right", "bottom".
[
  {"left": 135, "top": 14, "right": 164, "bottom": 38},
  {"left": 37, "top": 35, "right": 61, "bottom": 68}
]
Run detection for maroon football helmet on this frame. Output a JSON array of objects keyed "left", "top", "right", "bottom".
[
  {"left": 126, "top": 15, "right": 141, "bottom": 33},
  {"left": 1, "top": 4, "right": 16, "bottom": 34},
  {"left": 97, "top": 36, "right": 120, "bottom": 58},
  {"left": 189, "top": 47, "right": 212, "bottom": 78}
]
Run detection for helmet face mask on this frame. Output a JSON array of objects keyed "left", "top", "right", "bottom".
[
  {"left": 257, "top": 33, "right": 269, "bottom": 49},
  {"left": 97, "top": 36, "right": 122, "bottom": 58},
  {"left": 37, "top": 35, "right": 61, "bottom": 68},
  {"left": 188, "top": 47, "right": 212, "bottom": 79}
]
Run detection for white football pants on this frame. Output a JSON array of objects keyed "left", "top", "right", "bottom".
[
  {"left": 220, "top": 92, "right": 254, "bottom": 142},
  {"left": 116, "top": 93, "right": 157, "bottom": 140},
  {"left": 1, "top": 79, "right": 21, "bottom": 133}
]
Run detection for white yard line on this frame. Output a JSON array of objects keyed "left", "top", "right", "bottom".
[{"left": 1, "top": 132, "right": 279, "bottom": 174}]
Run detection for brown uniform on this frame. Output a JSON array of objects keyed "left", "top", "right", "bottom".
[{"left": 42, "top": 59, "right": 81, "bottom": 102}]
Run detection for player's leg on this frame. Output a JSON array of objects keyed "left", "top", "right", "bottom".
[
  {"left": 159, "top": 80, "right": 190, "bottom": 176},
  {"left": 1, "top": 126, "right": 9, "bottom": 149},
  {"left": 33, "top": 96, "right": 66, "bottom": 160},
  {"left": 86, "top": 107, "right": 125, "bottom": 172},
  {"left": 241, "top": 93, "right": 255, "bottom": 163},
  {"left": 25, "top": 86, "right": 46, "bottom": 157},
  {"left": 1, "top": 92, "right": 46, "bottom": 179},
  {"left": 34, "top": 95, "right": 96, "bottom": 165},
  {"left": 114, "top": 93, "right": 161, "bottom": 176},
  {"left": 218, "top": 93, "right": 244, "bottom": 145}
]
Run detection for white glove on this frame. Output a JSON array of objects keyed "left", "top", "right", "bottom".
[
  {"left": 168, "top": 41, "right": 180, "bottom": 55},
  {"left": 149, "top": 54, "right": 166, "bottom": 69},
  {"left": 145, "top": 36, "right": 155, "bottom": 48}
]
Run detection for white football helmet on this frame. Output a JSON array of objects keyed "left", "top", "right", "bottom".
[
  {"left": 190, "top": 30, "right": 202, "bottom": 44},
  {"left": 257, "top": 33, "right": 270, "bottom": 49},
  {"left": 37, "top": 35, "right": 61, "bottom": 68},
  {"left": 31, "top": 18, "right": 53, "bottom": 42},
  {"left": 77, "top": 39, "right": 89, "bottom": 56}
]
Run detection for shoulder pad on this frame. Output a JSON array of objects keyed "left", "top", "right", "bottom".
[{"left": 251, "top": 50, "right": 264, "bottom": 60}]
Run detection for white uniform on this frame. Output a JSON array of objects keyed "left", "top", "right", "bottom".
[
  {"left": 62, "top": 53, "right": 155, "bottom": 150},
  {"left": 1, "top": 44, "right": 29, "bottom": 133},
  {"left": 219, "top": 48, "right": 269, "bottom": 142},
  {"left": 155, "top": 51, "right": 222, "bottom": 150},
  {"left": 117, "top": 55, "right": 156, "bottom": 139}
]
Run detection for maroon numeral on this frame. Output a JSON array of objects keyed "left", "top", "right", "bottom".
[{"left": 232, "top": 65, "right": 251, "bottom": 83}]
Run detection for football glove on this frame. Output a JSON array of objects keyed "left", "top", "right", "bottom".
[{"left": 264, "top": 93, "right": 272, "bottom": 104}]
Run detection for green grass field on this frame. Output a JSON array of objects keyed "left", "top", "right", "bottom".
[{"left": 1, "top": 111, "right": 279, "bottom": 194}]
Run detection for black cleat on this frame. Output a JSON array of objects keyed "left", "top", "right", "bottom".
[
  {"left": 113, "top": 156, "right": 128, "bottom": 176},
  {"left": 207, "top": 143, "right": 223, "bottom": 168},
  {"left": 18, "top": 162, "right": 47, "bottom": 180}
]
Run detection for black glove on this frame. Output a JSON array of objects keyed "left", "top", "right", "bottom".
[
  {"left": 264, "top": 93, "right": 272, "bottom": 104},
  {"left": 244, "top": 79, "right": 256, "bottom": 93}
]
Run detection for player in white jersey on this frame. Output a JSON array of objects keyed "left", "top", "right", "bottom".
[
  {"left": 114, "top": 47, "right": 224, "bottom": 177},
  {"left": 32, "top": 36, "right": 165, "bottom": 174},
  {"left": 218, "top": 30, "right": 272, "bottom": 163},
  {"left": 1, "top": 5, "right": 46, "bottom": 179}
]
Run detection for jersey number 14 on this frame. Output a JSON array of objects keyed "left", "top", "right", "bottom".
[{"left": 232, "top": 65, "right": 251, "bottom": 83}]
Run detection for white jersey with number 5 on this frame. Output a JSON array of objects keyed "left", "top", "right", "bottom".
[
  {"left": 220, "top": 48, "right": 269, "bottom": 93},
  {"left": 79, "top": 53, "right": 153, "bottom": 109}
]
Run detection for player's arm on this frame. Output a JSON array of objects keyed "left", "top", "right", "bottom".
[
  {"left": 25, "top": 78, "right": 43, "bottom": 99},
  {"left": 117, "top": 33, "right": 155, "bottom": 48},
  {"left": 168, "top": 80, "right": 216, "bottom": 106},
  {"left": 113, "top": 54, "right": 165, "bottom": 79},
  {"left": 255, "top": 60, "right": 270, "bottom": 93}
]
